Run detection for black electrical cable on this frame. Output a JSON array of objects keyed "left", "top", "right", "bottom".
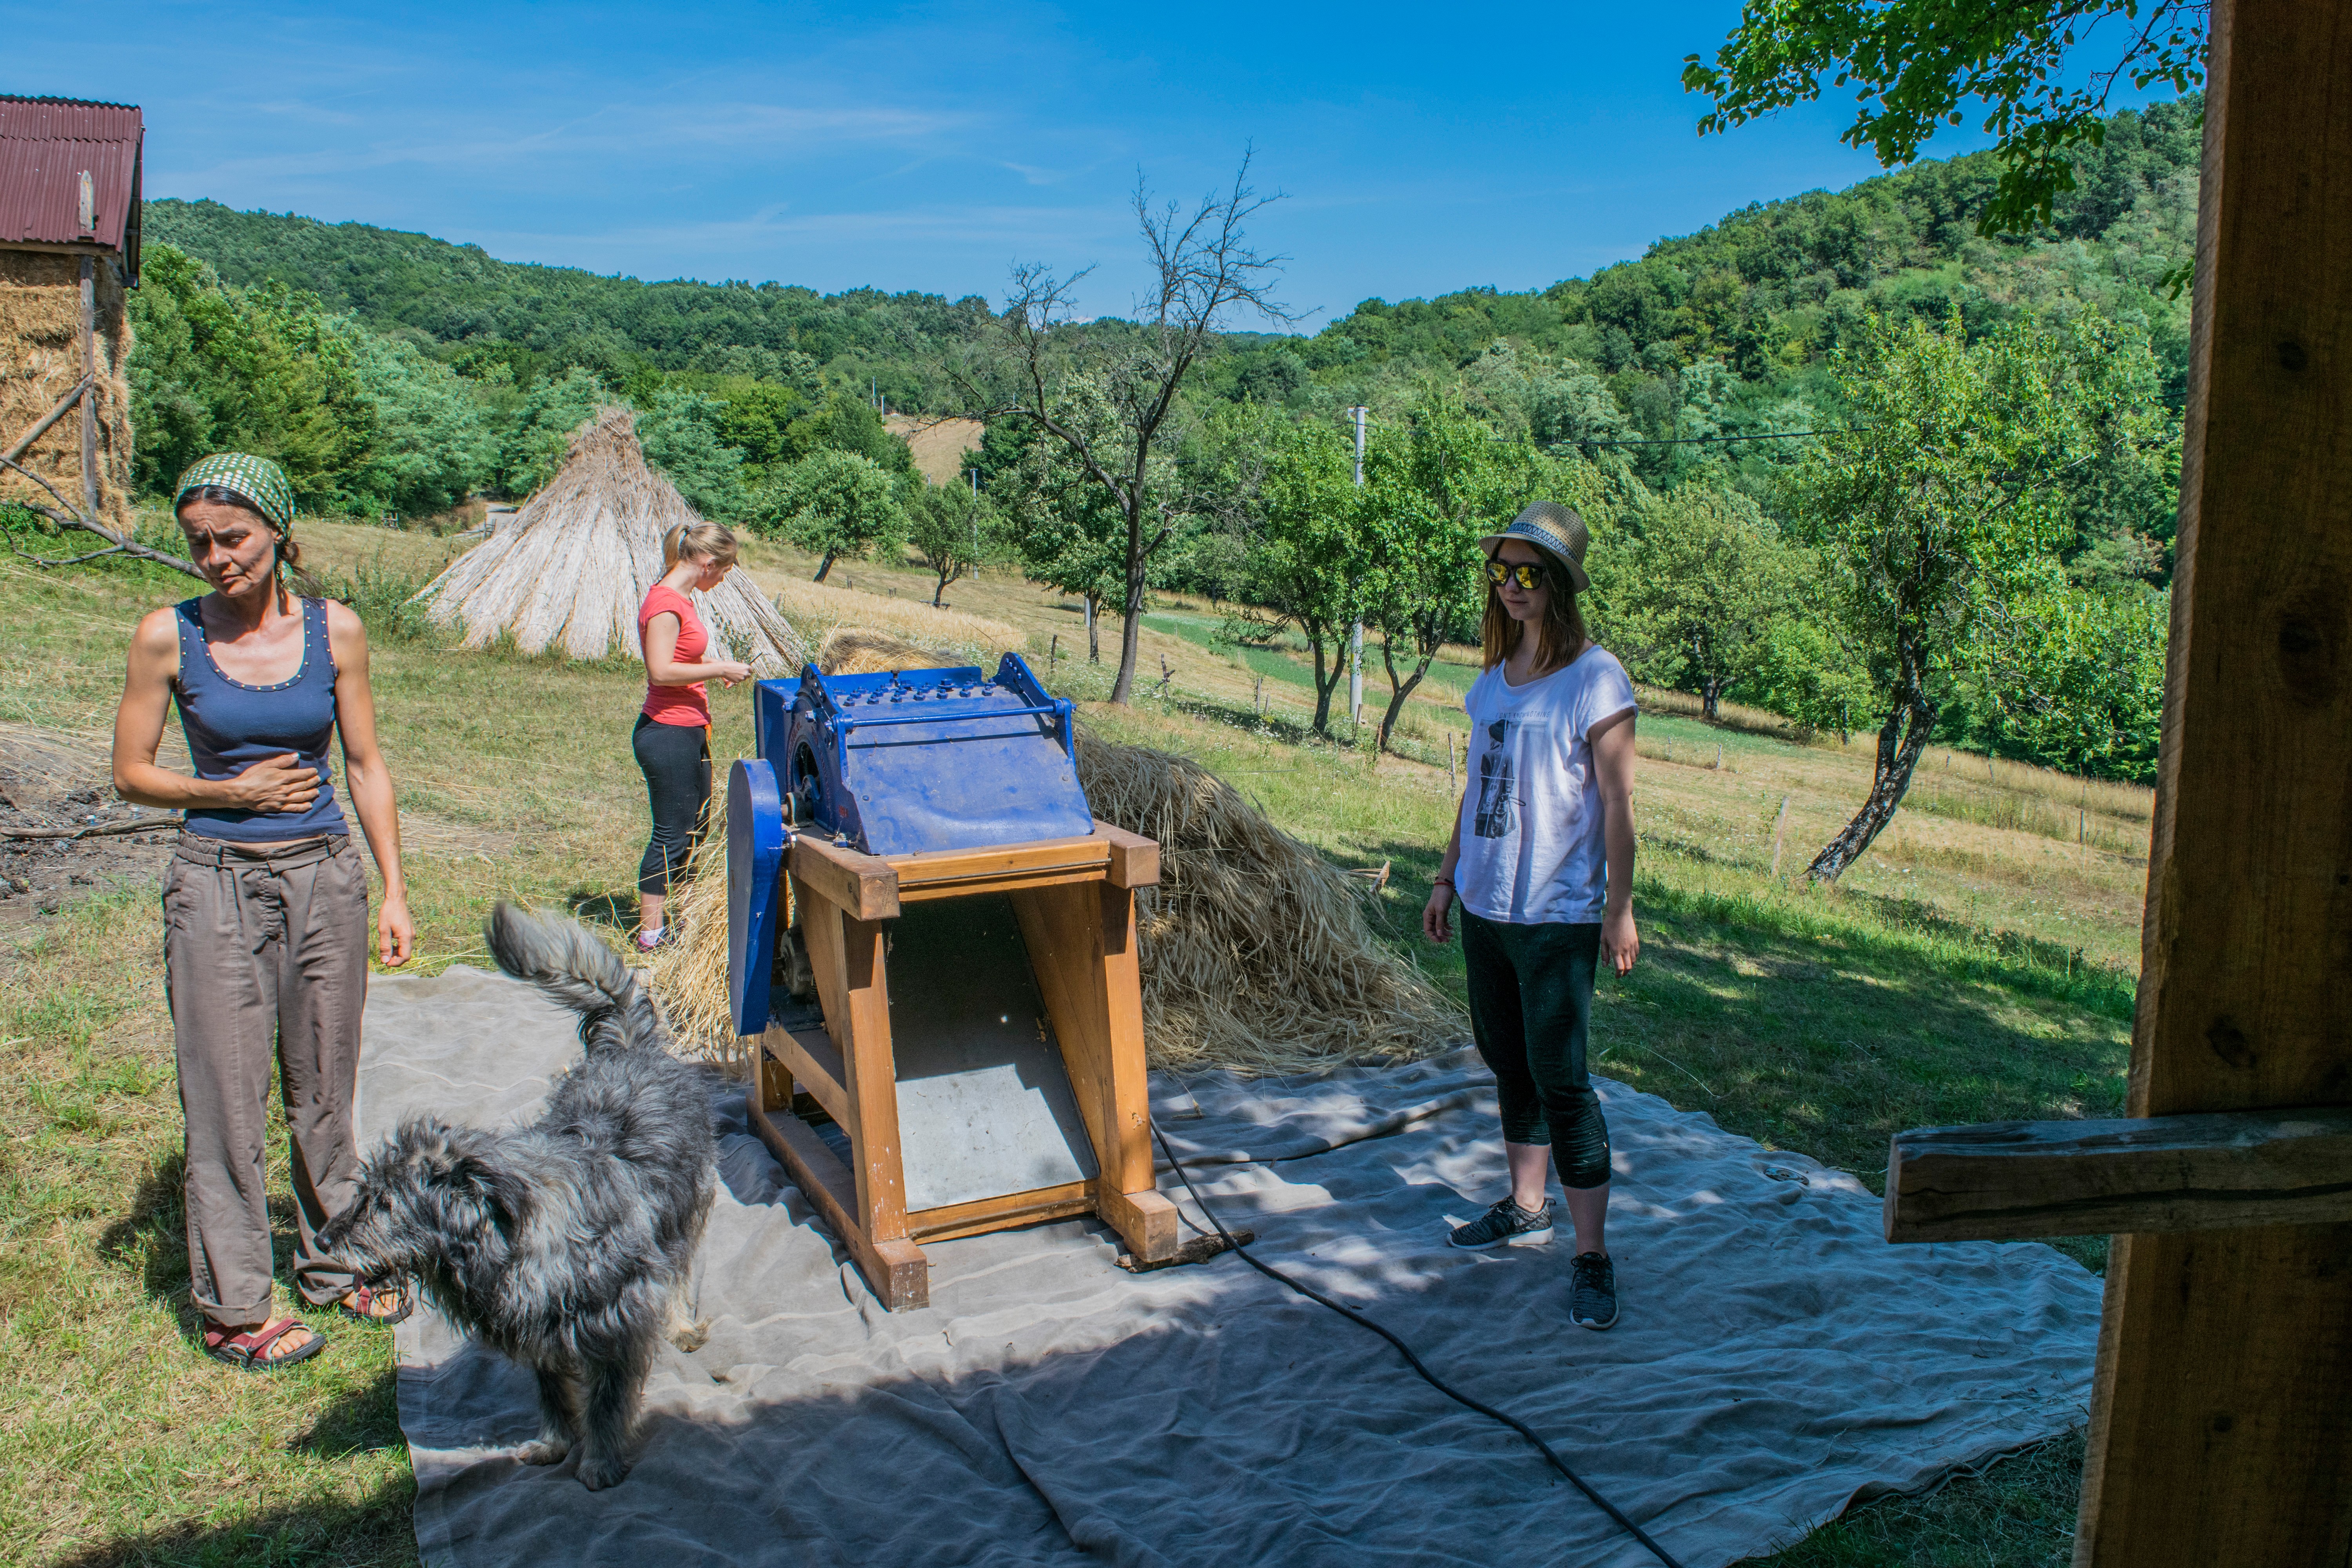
[{"left": 1152, "top": 1124, "right": 1687, "bottom": 1568}]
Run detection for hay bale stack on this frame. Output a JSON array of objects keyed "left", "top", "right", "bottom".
[
  {"left": 1077, "top": 733, "right": 1465, "bottom": 1072},
  {"left": 413, "top": 407, "right": 809, "bottom": 673},
  {"left": 0, "top": 250, "right": 132, "bottom": 527},
  {"left": 648, "top": 628, "right": 1466, "bottom": 1074}
]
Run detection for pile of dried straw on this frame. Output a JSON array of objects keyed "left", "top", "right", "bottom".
[
  {"left": 647, "top": 628, "right": 1465, "bottom": 1075},
  {"left": 414, "top": 407, "right": 808, "bottom": 672},
  {"left": 0, "top": 252, "right": 133, "bottom": 527}
]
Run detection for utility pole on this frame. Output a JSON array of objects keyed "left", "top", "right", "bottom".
[{"left": 1347, "top": 406, "right": 1367, "bottom": 726}]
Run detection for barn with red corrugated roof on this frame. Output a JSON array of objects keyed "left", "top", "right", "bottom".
[{"left": 0, "top": 95, "right": 143, "bottom": 528}]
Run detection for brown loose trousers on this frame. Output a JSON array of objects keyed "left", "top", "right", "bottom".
[{"left": 163, "top": 831, "right": 370, "bottom": 1325}]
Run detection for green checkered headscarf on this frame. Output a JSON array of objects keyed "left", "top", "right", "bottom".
[{"left": 174, "top": 453, "right": 296, "bottom": 535}]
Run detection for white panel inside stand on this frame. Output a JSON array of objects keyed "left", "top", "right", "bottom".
[{"left": 884, "top": 895, "right": 1097, "bottom": 1213}]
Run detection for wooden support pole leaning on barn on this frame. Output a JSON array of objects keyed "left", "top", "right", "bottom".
[
  {"left": 78, "top": 255, "right": 96, "bottom": 518},
  {"left": 1881, "top": 2, "right": 2352, "bottom": 1560}
]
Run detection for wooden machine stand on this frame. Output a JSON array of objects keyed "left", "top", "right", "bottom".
[{"left": 744, "top": 820, "right": 1180, "bottom": 1309}]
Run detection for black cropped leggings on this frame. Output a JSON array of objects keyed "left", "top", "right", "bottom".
[
  {"left": 633, "top": 714, "right": 710, "bottom": 898},
  {"left": 1460, "top": 908, "right": 1612, "bottom": 1189}
]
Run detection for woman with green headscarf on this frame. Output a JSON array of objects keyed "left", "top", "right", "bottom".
[{"left": 111, "top": 454, "right": 416, "bottom": 1371}]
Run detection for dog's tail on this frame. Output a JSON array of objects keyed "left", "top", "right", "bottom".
[{"left": 486, "top": 902, "right": 666, "bottom": 1054}]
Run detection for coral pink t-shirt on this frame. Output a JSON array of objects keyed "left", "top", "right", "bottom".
[{"left": 638, "top": 584, "right": 711, "bottom": 727}]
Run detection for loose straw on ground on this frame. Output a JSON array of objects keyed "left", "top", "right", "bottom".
[{"left": 648, "top": 627, "right": 1466, "bottom": 1075}]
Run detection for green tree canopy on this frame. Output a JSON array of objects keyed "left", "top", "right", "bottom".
[
  {"left": 902, "top": 479, "right": 1009, "bottom": 606},
  {"left": 1358, "top": 397, "right": 1534, "bottom": 752},
  {"left": 1600, "top": 486, "right": 1802, "bottom": 721},
  {"left": 1684, "top": 0, "right": 2207, "bottom": 235},
  {"left": 764, "top": 449, "right": 905, "bottom": 582},
  {"left": 1790, "top": 311, "right": 2085, "bottom": 877}
]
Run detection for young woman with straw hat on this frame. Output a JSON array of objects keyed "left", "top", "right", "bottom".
[
  {"left": 633, "top": 520, "right": 753, "bottom": 952},
  {"left": 1423, "top": 500, "right": 1639, "bottom": 1331},
  {"left": 111, "top": 453, "right": 416, "bottom": 1371}
]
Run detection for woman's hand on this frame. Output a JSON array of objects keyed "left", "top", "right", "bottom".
[
  {"left": 1423, "top": 881, "right": 1455, "bottom": 944},
  {"left": 224, "top": 753, "right": 322, "bottom": 814},
  {"left": 1601, "top": 905, "right": 1639, "bottom": 976},
  {"left": 715, "top": 659, "right": 754, "bottom": 688},
  {"left": 377, "top": 889, "right": 415, "bottom": 967}
]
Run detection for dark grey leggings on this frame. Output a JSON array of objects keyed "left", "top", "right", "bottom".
[
  {"left": 1460, "top": 908, "right": 1611, "bottom": 1189},
  {"left": 633, "top": 714, "right": 710, "bottom": 898}
]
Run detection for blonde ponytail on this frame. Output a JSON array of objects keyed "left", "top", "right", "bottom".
[{"left": 664, "top": 520, "right": 739, "bottom": 572}]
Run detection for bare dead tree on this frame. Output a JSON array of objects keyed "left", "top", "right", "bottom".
[
  {"left": 966, "top": 153, "right": 1294, "bottom": 703},
  {"left": 1, "top": 454, "right": 202, "bottom": 579}
]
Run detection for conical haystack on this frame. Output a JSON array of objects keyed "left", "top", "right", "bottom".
[{"left": 413, "top": 407, "right": 809, "bottom": 672}]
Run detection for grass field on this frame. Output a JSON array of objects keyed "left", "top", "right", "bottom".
[{"left": 0, "top": 522, "right": 2149, "bottom": 1566}]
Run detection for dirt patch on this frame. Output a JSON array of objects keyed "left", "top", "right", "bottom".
[
  {"left": 0, "top": 722, "right": 520, "bottom": 939},
  {"left": 0, "top": 723, "right": 176, "bottom": 931}
]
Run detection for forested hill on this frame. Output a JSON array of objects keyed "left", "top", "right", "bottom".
[
  {"left": 143, "top": 198, "right": 998, "bottom": 410},
  {"left": 143, "top": 94, "right": 2198, "bottom": 451}
]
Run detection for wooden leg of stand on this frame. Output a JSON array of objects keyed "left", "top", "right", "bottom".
[
  {"left": 745, "top": 1083, "right": 928, "bottom": 1309},
  {"left": 1094, "top": 882, "right": 1178, "bottom": 1261},
  {"left": 1013, "top": 881, "right": 1179, "bottom": 1263}
]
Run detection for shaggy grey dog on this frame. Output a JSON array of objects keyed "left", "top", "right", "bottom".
[{"left": 322, "top": 903, "right": 715, "bottom": 1489}]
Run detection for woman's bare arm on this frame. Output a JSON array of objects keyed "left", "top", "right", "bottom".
[
  {"left": 1422, "top": 795, "right": 1467, "bottom": 944},
  {"left": 1590, "top": 707, "right": 1639, "bottom": 976},
  {"left": 642, "top": 611, "right": 753, "bottom": 687},
  {"left": 326, "top": 602, "right": 412, "bottom": 966},
  {"left": 112, "top": 607, "right": 320, "bottom": 814}
]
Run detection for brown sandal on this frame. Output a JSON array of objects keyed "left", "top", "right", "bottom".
[
  {"left": 336, "top": 1285, "right": 413, "bottom": 1325},
  {"left": 203, "top": 1317, "right": 325, "bottom": 1372}
]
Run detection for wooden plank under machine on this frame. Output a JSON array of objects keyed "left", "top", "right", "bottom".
[{"left": 726, "top": 654, "right": 1179, "bottom": 1309}]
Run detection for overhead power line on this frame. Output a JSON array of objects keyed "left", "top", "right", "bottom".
[{"left": 1568, "top": 429, "right": 1831, "bottom": 448}]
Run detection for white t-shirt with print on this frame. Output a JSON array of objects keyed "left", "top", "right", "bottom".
[{"left": 1453, "top": 646, "right": 1638, "bottom": 925}]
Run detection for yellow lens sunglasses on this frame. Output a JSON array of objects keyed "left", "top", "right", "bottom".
[{"left": 1484, "top": 559, "right": 1547, "bottom": 590}]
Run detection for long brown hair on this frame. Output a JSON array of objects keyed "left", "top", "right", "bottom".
[{"left": 1479, "top": 549, "right": 1587, "bottom": 674}]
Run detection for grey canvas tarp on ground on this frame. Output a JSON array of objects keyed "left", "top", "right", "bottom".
[{"left": 361, "top": 965, "right": 2101, "bottom": 1568}]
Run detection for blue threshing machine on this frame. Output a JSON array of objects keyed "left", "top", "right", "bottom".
[{"left": 726, "top": 653, "right": 1178, "bottom": 1308}]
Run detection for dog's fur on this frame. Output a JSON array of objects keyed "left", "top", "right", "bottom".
[{"left": 321, "top": 904, "right": 715, "bottom": 1489}]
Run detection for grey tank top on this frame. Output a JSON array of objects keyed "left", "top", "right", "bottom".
[{"left": 172, "top": 596, "right": 348, "bottom": 843}]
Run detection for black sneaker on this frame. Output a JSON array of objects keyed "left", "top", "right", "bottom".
[
  {"left": 1449, "top": 1197, "right": 1554, "bottom": 1250},
  {"left": 1570, "top": 1251, "right": 1619, "bottom": 1330}
]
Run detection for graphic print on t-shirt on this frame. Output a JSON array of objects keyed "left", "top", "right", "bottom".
[{"left": 1473, "top": 719, "right": 1517, "bottom": 839}]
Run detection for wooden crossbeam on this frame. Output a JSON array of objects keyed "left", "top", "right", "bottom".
[{"left": 1884, "top": 1109, "right": 2352, "bottom": 1242}]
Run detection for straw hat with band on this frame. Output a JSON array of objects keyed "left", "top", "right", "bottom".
[
  {"left": 1479, "top": 500, "right": 1591, "bottom": 593},
  {"left": 173, "top": 453, "right": 298, "bottom": 537}
]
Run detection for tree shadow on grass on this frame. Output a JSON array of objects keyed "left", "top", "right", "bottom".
[
  {"left": 47, "top": 1471, "right": 417, "bottom": 1568},
  {"left": 95, "top": 1150, "right": 418, "bottom": 1348},
  {"left": 287, "top": 1364, "right": 406, "bottom": 1460},
  {"left": 564, "top": 888, "right": 637, "bottom": 932}
]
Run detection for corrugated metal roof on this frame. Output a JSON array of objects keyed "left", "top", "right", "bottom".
[{"left": 0, "top": 96, "right": 143, "bottom": 261}]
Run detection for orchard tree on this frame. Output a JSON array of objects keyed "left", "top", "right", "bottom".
[
  {"left": 1791, "top": 313, "right": 2081, "bottom": 879},
  {"left": 1685, "top": 0, "right": 2208, "bottom": 236},
  {"left": 964, "top": 154, "right": 1294, "bottom": 703},
  {"left": 1601, "top": 487, "right": 1798, "bottom": 721},
  {"left": 1358, "top": 399, "right": 1533, "bottom": 754},
  {"left": 903, "top": 479, "right": 1007, "bottom": 606},
  {"left": 991, "top": 397, "right": 1153, "bottom": 663},
  {"left": 1243, "top": 411, "right": 1365, "bottom": 734},
  {"left": 765, "top": 449, "right": 904, "bottom": 582}
]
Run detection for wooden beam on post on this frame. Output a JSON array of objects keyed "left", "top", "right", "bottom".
[
  {"left": 77, "top": 256, "right": 96, "bottom": 519},
  {"left": 2073, "top": 0, "right": 2352, "bottom": 1560},
  {"left": 1884, "top": 1109, "right": 2352, "bottom": 1243}
]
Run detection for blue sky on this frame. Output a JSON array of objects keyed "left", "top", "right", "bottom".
[{"left": 19, "top": 4, "right": 2157, "bottom": 326}]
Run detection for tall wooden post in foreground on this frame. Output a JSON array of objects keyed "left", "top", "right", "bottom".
[
  {"left": 1738, "top": 0, "right": 2352, "bottom": 1551},
  {"left": 2077, "top": 0, "right": 2352, "bottom": 1558}
]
